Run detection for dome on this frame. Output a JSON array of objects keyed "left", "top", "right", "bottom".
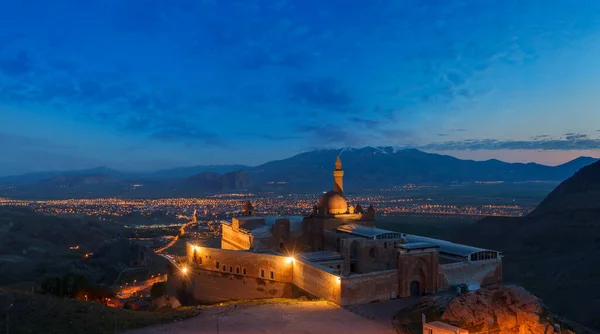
[{"left": 317, "top": 191, "right": 348, "bottom": 215}]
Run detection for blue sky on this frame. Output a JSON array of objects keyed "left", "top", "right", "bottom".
[{"left": 2, "top": 0, "right": 600, "bottom": 175}]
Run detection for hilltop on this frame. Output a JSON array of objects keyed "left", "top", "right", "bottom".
[{"left": 453, "top": 159, "right": 600, "bottom": 329}]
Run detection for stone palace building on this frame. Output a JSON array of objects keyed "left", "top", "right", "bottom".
[{"left": 168, "top": 157, "right": 502, "bottom": 306}]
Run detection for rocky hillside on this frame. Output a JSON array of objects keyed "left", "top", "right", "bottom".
[
  {"left": 531, "top": 160, "right": 600, "bottom": 215},
  {"left": 453, "top": 160, "right": 600, "bottom": 329},
  {"left": 395, "top": 286, "right": 594, "bottom": 334},
  {"left": 441, "top": 286, "right": 578, "bottom": 333}
]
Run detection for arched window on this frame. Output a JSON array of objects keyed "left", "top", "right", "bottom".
[
  {"left": 350, "top": 241, "right": 360, "bottom": 259},
  {"left": 369, "top": 247, "right": 376, "bottom": 259}
]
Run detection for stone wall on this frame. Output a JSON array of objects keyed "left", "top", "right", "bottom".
[
  {"left": 397, "top": 250, "right": 439, "bottom": 298},
  {"left": 439, "top": 258, "right": 502, "bottom": 289},
  {"left": 232, "top": 217, "right": 265, "bottom": 230},
  {"left": 187, "top": 244, "right": 294, "bottom": 283},
  {"left": 171, "top": 268, "right": 293, "bottom": 304},
  {"left": 171, "top": 242, "right": 503, "bottom": 307},
  {"left": 346, "top": 238, "right": 401, "bottom": 274},
  {"left": 168, "top": 244, "right": 296, "bottom": 304},
  {"left": 292, "top": 259, "right": 341, "bottom": 305},
  {"left": 221, "top": 223, "right": 253, "bottom": 250},
  {"left": 341, "top": 270, "right": 398, "bottom": 306}
]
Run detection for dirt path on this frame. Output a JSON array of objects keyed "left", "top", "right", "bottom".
[{"left": 126, "top": 301, "right": 396, "bottom": 334}]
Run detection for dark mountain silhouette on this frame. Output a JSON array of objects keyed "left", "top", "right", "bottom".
[
  {"left": 38, "top": 173, "right": 116, "bottom": 187},
  {"left": 453, "top": 159, "right": 600, "bottom": 329},
  {"left": 248, "top": 147, "right": 597, "bottom": 191},
  {"left": 0, "top": 147, "right": 596, "bottom": 198},
  {"left": 181, "top": 170, "right": 253, "bottom": 193},
  {"left": 150, "top": 165, "right": 250, "bottom": 179}
]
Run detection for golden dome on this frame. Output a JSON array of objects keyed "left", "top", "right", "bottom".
[{"left": 317, "top": 191, "right": 348, "bottom": 215}]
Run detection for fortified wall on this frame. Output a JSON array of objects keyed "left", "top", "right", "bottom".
[
  {"left": 172, "top": 243, "right": 399, "bottom": 306},
  {"left": 171, "top": 242, "right": 502, "bottom": 307},
  {"left": 439, "top": 258, "right": 503, "bottom": 289}
]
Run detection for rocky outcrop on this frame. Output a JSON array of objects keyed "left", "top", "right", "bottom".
[
  {"left": 441, "top": 286, "right": 573, "bottom": 334},
  {"left": 152, "top": 295, "right": 181, "bottom": 309}
]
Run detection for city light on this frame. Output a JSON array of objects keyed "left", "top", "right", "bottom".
[
  {"left": 182, "top": 267, "right": 188, "bottom": 274},
  {"left": 286, "top": 256, "right": 294, "bottom": 264}
]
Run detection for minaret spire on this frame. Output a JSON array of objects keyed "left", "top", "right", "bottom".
[{"left": 333, "top": 156, "right": 344, "bottom": 194}]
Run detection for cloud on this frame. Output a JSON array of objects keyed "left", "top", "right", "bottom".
[
  {"left": 348, "top": 117, "right": 382, "bottom": 130},
  {"left": 530, "top": 134, "right": 550, "bottom": 140},
  {"left": 150, "top": 125, "right": 226, "bottom": 147},
  {"left": 235, "top": 133, "right": 301, "bottom": 141},
  {"left": 565, "top": 133, "right": 588, "bottom": 140},
  {"left": 419, "top": 137, "right": 600, "bottom": 151},
  {"left": 0, "top": 53, "right": 226, "bottom": 146},
  {"left": 286, "top": 78, "right": 352, "bottom": 111},
  {"left": 0, "top": 132, "right": 68, "bottom": 149},
  {"left": 0, "top": 50, "right": 34, "bottom": 76},
  {"left": 237, "top": 50, "right": 312, "bottom": 71},
  {"left": 297, "top": 123, "right": 362, "bottom": 146}
]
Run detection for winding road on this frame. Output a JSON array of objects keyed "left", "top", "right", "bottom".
[{"left": 155, "top": 218, "right": 195, "bottom": 254}]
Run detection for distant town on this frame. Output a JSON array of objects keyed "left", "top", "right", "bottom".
[{"left": 0, "top": 191, "right": 529, "bottom": 219}]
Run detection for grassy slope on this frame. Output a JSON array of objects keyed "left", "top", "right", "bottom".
[{"left": 0, "top": 290, "right": 198, "bottom": 334}]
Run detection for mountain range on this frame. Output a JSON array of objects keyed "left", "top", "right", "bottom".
[
  {"left": 453, "top": 158, "right": 600, "bottom": 329},
  {"left": 0, "top": 147, "right": 597, "bottom": 199}
]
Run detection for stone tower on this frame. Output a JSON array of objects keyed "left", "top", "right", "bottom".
[
  {"left": 242, "top": 201, "right": 254, "bottom": 216},
  {"left": 333, "top": 156, "right": 344, "bottom": 194}
]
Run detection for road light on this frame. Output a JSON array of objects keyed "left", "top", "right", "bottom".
[
  {"left": 7, "top": 303, "right": 13, "bottom": 334},
  {"left": 217, "top": 303, "right": 223, "bottom": 334},
  {"left": 182, "top": 267, "right": 188, "bottom": 275},
  {"left": 286, "top": 256, "right": 294, "bottom": 264}
]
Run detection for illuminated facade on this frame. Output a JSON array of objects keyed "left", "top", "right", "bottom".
[{"left": 169, "top": 157, "right": 503, "bottom": 306}]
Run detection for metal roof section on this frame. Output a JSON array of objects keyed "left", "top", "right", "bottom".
[
  {"left": 397, "top": 242, "right": 439, "bottom": 250},
  {"left": 336, "top": 224, "right": 500, "bottom": 260},
  {"left": 300, "top": 251, "right": 344, "bottom": 262},
  {"left": 404, "top": 234, "right": 501, "bottom": 260},
  {"left": 336, "top": 224, "right": 405, "bottom": 240}
]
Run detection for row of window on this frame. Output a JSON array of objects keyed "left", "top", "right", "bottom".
[
  {"left": 215, "top": 261, "right": 248, "bottom": 275},
  {"left": 260, "top": 269, "right": 275, "bottom": 280},
  {"left": 214, "top": 261, "right": 275, "bottom": 279},
  {"left": 469, "top": 251, "right": 499, "bottom": 261}
]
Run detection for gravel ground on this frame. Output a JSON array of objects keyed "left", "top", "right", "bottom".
[{"left": 126, "top": 300, "right": 396, "bottom": 334}]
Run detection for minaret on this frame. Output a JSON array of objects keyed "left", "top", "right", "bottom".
[{"left": 333, "top": 156, "right": 344, "bottom": 194}]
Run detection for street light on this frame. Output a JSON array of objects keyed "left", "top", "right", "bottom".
[
  {"left": 217, "top": 303, "right": 223, "bottom": 334},
  {"left": 182, "top": 267, "right": 188, "bottom": 275},
  {"left": 6, "top": 303, "right": 13, "bottom": 334}
]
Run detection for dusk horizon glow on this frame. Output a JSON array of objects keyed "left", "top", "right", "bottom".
[{"left": 2, "top": 1, "right": 600, "bottom": 175}]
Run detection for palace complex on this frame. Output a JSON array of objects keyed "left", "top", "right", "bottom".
[{"left": 168, "top": 157, "right": 503, "bottom": 306}]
